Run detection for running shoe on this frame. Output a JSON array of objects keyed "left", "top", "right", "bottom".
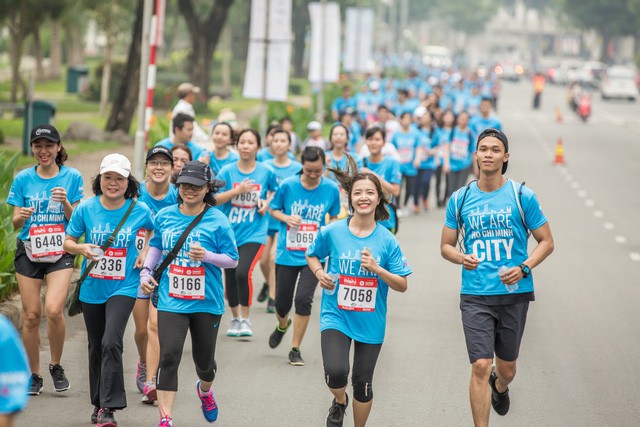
[
  {"left": 268, "top": 318, "right": 292, "bottom": 349},
  {"left": 266, "top": 298, "right": 276, "bottom": 313},
  {"left": 288, "top": 348, "right": 305, "bottom": 366},
  {"left": 226, "top": 318, "right": 241, "bottom": 337},
  {"left": 135, "top": 360, "right": 147, "bottom": 393},
  {"left": 96, "top": 408, "right": 117, "bottom": 427},
  {"left": 91, "top": 406, "right": 99, "bottom": 424},
  {"left": 158, "top": 417, "right": 173, "bottom": 427},
  {"left": 142, "top": 379, "right": 157, "bottom": 404},
  {"left": 49, "top": 364, "right": 70, "bottom": 392},
  {"left": 257, "top": 282, "right": 269, "bottom": 303},
  {"left": 238, "top": 318, "right": 253, "bottom": 337},
  {"left": 489, "top": 366, "right": 510, "bottom": 416},
  {"left": 27, "top": 373, "right": 43, "bottom": 395},
  {"left": 326, "top": 393, "right": 349, "bottom": 427},
  {"left": 196, "top": 380, "right": 218, "bottom": 422}
]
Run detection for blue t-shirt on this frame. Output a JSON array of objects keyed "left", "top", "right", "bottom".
[
  {"left": 66, "top": 197, "right": 154, "bottom": 304},
  {"left": 7, "top": 165, "right": 84, "bottom": 241},
  {"left": 270, "top": 176, "right": 340, "bottom": 266},
  {"left": 263, "top": 159, "right": 303, "bottom": 232},
  {"left": 150, "top": 205, "right": 238, "bottom": 315},
  {"left": 156, "top": 138, "right": 205, "bottom": 162},
  {"left": 209, "top": 150, "right": 239, "bottom": 175},
  {"left": 391, "top": 128, "right": 421, "bottom": 176},
  {"left": 257, "top": 148, "right": 295, "bottom": 163},
  {"left": 366, "top": 157, "right": 401, "bottom": 232},
  {"left": 417, "top": 127, "right": 441, "bottom": 170},
  {"left": 449, "top": 127, "right": 476, "bottom": 172},
  {"left": 470, "top": 116, "right": 503, "bottom": 134},
  {"left": 138, "top": 181, "right": 178, "bottom": 218},
  {"left": 326, "top": 150, "right": 364, "bottom": 184},
  {"left": 444, "top": 180, "right": 547, "bottom": 296},
  {"left": 307, "top": 220, "right": 412, "bottom": 344},
  {"left": 216, "top": 162, "right": 278, "bottom": 246},
  {"left": 331, "top": 96, "right": 356, "bottom": 116},
  {"left": 0, "top": 315, "right": 29, "bottom": 414}
]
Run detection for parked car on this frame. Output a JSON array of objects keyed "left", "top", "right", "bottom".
[
  {"left": 494, "top": 61, "right": 524, "bottom": 81},
  {"left": 600, "top": 66, "right": 638, "bottom": 101}
]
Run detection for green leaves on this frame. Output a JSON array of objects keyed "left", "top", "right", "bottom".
[{"left": 0, "top": 151, "right": 20, "bottom": 302}]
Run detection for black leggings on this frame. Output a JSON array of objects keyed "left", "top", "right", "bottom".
[
  {"left": 434, "top": 165, "right": 445, "bottom": 205},
  {"left": 321, "top": 329, "right": 382, "bottom": 403},
  {"left": 400, "top": 174, "right": 416, "bottom": 208},
  {"left": 82, "top": 295, "right": 135, "bottom": 410},
  {"left": 156, "top": 311, "right": 222, "bottom": 392},
  {"left": 224, "top": 243, "right": 263, "bottom": 308},
  {"left": 413, "top": 168, "right": 434, "bottom": 205},
  {"left": 275, "top": 264, "right": 320, "bottom": 318},
  {"left": 445, "top": 167, "right": 470, "bottom": 200}
]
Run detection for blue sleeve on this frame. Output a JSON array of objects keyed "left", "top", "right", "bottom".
[
  {"left": 306, "top": 227, "right": 329, "bottom": 259},
  {"left": 217, "top": 168, "right": 231, "bottom": 192},
  {"left": 214, "top": 220, "right": 239, "bottom": 260},
  {"left": 269, "top": 183, "right": 285, "bottom": 211},
  {"left": 150, "top": 214, "right": 163, "bottom": 250},
  {"left": 69, "top": 170, "right": 85, "bottom": 204},
  {"left": 328, "top": 186, "right": 341, "bottom": 217},
  {"left": 444, "top": 192, "right": 459, "bottom": 229},
  {"left": 140, "top": 203, "right": 154, "bottom": 230},
  {"left": 388, "top": 160, "right": 402, "bottom": 185},
  {"left": 390, "top": 133, "right": 399, "bottom": 149},
  {"left": 0, "top": 317, "right": 29, "bottom": 414},
  {"left": 385, "top": 236, "right": 412, "bottom": 277},
  {"left": 66, "top": 201, "right": 86, "bottom": 238},
  {"left": 521, "top": 187, "right": 547, "bottom": 231},
  {"left": 268, "top": 169, "right": 279, "bottom": 192},
  {"left": 6, "top": 173, "right": 24, "bottom": 207}
]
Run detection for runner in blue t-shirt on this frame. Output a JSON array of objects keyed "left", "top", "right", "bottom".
[
  {"left": 412, "top": 107, "right": 440, "bottom": 213},
  {"left": 215, "top": 129, "right": 278, "bottom": 338},
  {"left": 140, "top": 161, "right": 238, "bottom": 427},
  {"left": 208, "top": 122, "right": 239, "bottom": 175},
  {"left": 306, "top": 167, "right": 411, "bottom": 427},
  {"left": 64, "top": 153, "right": 154, "bottom": 426},
  {"left": 469, "top": 98, "right": 503, "bottom": 135},
  {"left": 7, "top": 124, "right": 83, "bottom": 397},
  {"left": 132, "top": 146, "right": 179, "bottom": 404},
  {"left": 268, "top": 146, "right": 341, "bottom": 366},
  {"left": 435, "top": 109, "right": 455, "bottom": 207},
  {"left": 155, "top": 113, "right": 207, "bottom": 163},
  {"left": 0, "top": 315, "right": 30, "bottom": 424},
  {"left": 260, "top": 129, "right": 303, "bottom": 313},
  {"left": 445, "top": 110, "right": 477, "bottom": 201},
  {"left": 361, "top": 127, "right": 402, "bottom": 234},
  {"left": 390, "top": 112, "right": 422, "bottom": 215},
  {"left": 440, "top": 128, "right": 554, "bottom": 424}
]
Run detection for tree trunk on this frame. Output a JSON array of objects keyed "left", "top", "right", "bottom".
[
  {"left": 99, "top": 0, "right": 115, "bottom": 115},
  {"left": 221, "top": 23, "right": 231, "bottom": 91},
  {"left": 32, "top": 26, "right": 46, "bottom": 81},
  {"left": 178, "top": 0, "right": 234, "bottom": 99},
  {"left": 105, "top": 0, "right": 144, "bottom": 133},
  {"left": 600, "top": 28, "right": 611, "bottom": 64},
  {"left": 65, "top": 24, "right": 84, "bottom": 67},
  {"left": 292, "top": 1, "right": 309, "bottom": 78},
  {"left": 50, "top": 20, "right": 63, "bottom": 79},
  {"left": 8, "top": 16, "right": 25, "bottom": 103}
]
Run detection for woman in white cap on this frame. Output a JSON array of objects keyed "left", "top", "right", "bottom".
[
  {"left": 8, "top": 124, "right": 84, "bottom": 396},
  {"left": 63, "top": 154, "right": 153, "bottom": 427}
]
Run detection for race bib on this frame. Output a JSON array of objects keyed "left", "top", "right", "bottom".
[
  {"left": 337, "top": 275, "right": 378, "bottom": 312},
  {"left": 168, "top": 264, "right": 205, "bottom": 300},
  {"left": 135, "top": 229, "right": 146, "bottom": 253},
  {"left": 450, "top": 138, "right": 469, "bottom": 160},
  {"left": 397, "top": 147, "right": 414, "bottom": 164},
  {"left": 231, "top": 183, "right": 261, "bottom": 208},
  {"left": 286, "top": 223, "right": 318, "bottom": 251},
  {"left": 29, "top": 224, "right": 65, "bottom": 258},
  {"left": 90, "top": 248, "right": 127, "bottom": 280}
]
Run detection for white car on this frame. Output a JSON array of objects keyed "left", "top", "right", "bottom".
[{"left": 601, "top": 66, "right": 638, "bottom": 101}]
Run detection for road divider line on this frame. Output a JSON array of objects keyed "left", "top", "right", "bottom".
[
  {"left": 615, "top": 235, "right": 627, "bottom": 244},
  {"left": 604, "top": 222, "right": 615, "bottom": 230},
  {"left": 630, "top": 253, "right": 640, "bottom": 262}
]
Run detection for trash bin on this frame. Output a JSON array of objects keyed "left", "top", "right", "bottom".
[
  {"left": 66, "top": 65, "right": 89, "bottom": 94},
  {"left": 22, "top": 100, "right": 56, "bottom": 155}
]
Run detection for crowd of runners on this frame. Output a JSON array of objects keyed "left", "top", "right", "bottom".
[{"left": 2, "top": 66, "right": 554, "bottom": 427}]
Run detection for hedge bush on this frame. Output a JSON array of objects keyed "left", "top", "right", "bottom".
[{"left": 0, "top": 151, "right": 20, "bottom": 303}]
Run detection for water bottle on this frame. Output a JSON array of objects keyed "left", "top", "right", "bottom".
[
  {"left": 498, "top": 266, "right": 519, "bottom": 293},
  {"left": 189, "top": 240, "right": 201, "bottom": 267},
  {"left": 47, "top": 190, "right": 62, "bottom": 213},
  {"left": 288, "top": 226, "right": 299, "bottom": 243},
  {"left": 91, "top": 247, "right": 104, "bottom": 260},
  {"left": 325, "top": 272, "right": 340, "bottom": 296}
]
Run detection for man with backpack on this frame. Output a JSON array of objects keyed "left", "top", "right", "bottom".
[{"left": 440, "top": 128, "right": 555, "bottom": 426}]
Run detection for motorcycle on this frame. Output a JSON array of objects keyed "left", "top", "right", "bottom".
[{"left": 576, "top": 93, "right": 591, "bottom": 122}]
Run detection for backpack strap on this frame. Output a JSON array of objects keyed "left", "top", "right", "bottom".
[
  {"left": 455, "top": 180, "right": 476, "bottom": 253},
  {"left": 510, "top": 180, "right": 530, "bottom": 238}
]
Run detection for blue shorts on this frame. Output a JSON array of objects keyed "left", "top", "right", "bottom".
[{"left": 267, "top": 228, "right": 278, "bottom": 238}]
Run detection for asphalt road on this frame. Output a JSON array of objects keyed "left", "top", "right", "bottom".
[{"left": 15, "top": 80, "right": 640, "bottom": 426}]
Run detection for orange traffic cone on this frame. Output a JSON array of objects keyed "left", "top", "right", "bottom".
[
  {"left": 555, "top": 106, "right": 563, "bottom": 123},
  {"left": 554, "top": 138, "right": 565, "bottom": 165}
]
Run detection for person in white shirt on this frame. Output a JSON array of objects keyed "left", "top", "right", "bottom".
[{"left": 170, "top": 83, "right": 210, "bottom": 149}]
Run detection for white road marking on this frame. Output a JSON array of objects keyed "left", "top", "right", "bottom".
[
  {"left": 630, "top": 253, "right": 640, "bottom": 262},
  {"left": 578, "top": 190, "right": 587, "bottom": 198},
  {"left": 604, "top": 222, "right": 614, "bottom": 230},
  {"left": 585, "top": 199, "right": 595, "bottom": 207},
  {"left": 594, "top": 210, "right": 604, "bottom": 218},
  {"left": 571, "top": 182, "right": 580, "bottom": 189},
  {"left": 615, "top": 235, "right": 627, "bottom": 244}
]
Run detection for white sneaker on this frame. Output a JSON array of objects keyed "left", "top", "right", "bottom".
[
  {"left": 227, "top": 318, "right": 241, "bottom": 337},
  {"left": 238, "top": 318, "right": 253, "bottom": 337},
  {"left": 397, "top": 208, "right": 409, "bottom": 218}
]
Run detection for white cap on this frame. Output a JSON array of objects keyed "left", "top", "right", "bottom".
[
  {"left": 307, "top": 121, "right": 322, "bottom": 131},
  {"left": 413, "top": 106, "right": 428, "bottom": 118},
  {"left": 100, "top": 153, "right": 131, "bottom": 178},
  {"left": 177, "top": 82, "right": 201, "bottom": 97},
  {"left": 369, "top": 80, "right": 380, "bottom": 91}
]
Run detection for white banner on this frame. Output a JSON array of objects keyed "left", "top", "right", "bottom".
[
  {"left": 344, "top": 8, "right": 374, "bottom": 73},
  {"left": 308, "top": 2, "right": 341, "bottom": 83},
  {"left": 243, "top": 0, "right": 293, "bottom": 101}
]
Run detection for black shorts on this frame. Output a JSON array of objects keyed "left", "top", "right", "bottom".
[
  {"left": 460, "top": 298, "right": 529, "bottom": 363},
  {"left": 14, "top": 239, "right": 75, "bottom": 280}
]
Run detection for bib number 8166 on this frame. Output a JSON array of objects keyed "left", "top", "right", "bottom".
[{"left": 171, "top": 276, "right": 202, "bottom": 291}]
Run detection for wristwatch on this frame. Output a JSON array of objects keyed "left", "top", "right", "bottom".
[{"left": 519, "top": 264, "right": 531, "bottom": 278}]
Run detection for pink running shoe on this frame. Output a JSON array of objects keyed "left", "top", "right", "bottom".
[
  {"left": 196, "top": 381, "right": 218, "bottom": 422},
  {"left": 142, "top": 380, "right": 157, "bottom": 404},
  {"left": 158, "top": 417, "right": 172, "bottom": 427}
]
